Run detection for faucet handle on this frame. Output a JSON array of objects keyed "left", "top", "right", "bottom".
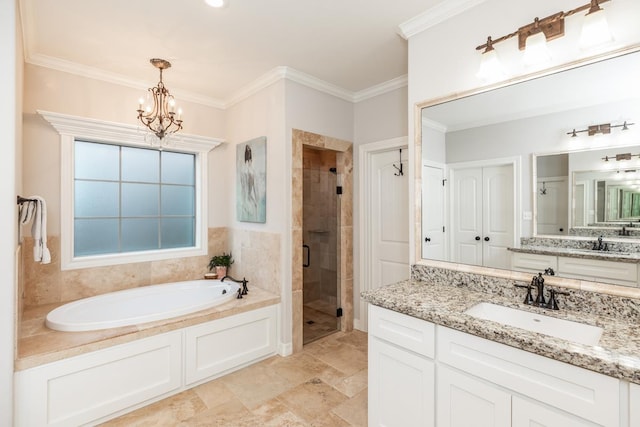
[
  {"left": 514, "top": 283, "right": 534, "bottom": 305},
  {"left": 547, "top": 288, "right": 569, "bottom": 310}
]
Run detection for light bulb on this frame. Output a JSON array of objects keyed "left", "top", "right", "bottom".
[
  {"left": 580, "top": 7, "right": 613, "bottom": 50},
  {"left": 522, "top": 32, "right": 551, "bottom": 67},
  {"left": 205, "top": 0, "right": 228, "bottom": 8},
  {"left": 476, "top": 49, "right": 507, "bottom": 82}
]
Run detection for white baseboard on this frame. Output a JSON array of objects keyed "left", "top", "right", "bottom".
[{"left": 278, "top": 341, "right": 293, "bottom": 356}]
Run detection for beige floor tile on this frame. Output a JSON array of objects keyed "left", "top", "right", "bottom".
[
  {"left": 251, "top": 399, "right": 308, "bottom": 426},
  {"left": 336, "top": 329, "right": 367, "bottom": 351},
  {"left": 277, "top": 378, "right": 348, "bottom": 422},
  {"left": 264, "top": 351, "right": 345, "bottom": 387},
  {"left": 309, "top": 412, "right": 352, "bottom": 426},
  {"left": 219, "top": 361, "right": 296, "bottom": 409},
  {"left": 333, "top": 368, "right": 368, "bottom": 398},
  {"left": 310, "top": 341, "right": 367, "bottom": 376},
  {"left": 192, "top": 379, "right": 236, "bottom": 409},
  {"left": 331, "top": 389, "right": 368, "bottom": 427},
  {"left": 101, "top": 389, "right": 207, "bottom": 426},
  {"left": 177, "top": 398, "right": 252, "bottom": 426}
]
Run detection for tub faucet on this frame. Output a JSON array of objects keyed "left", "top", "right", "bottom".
[{"left": 221, "top": 275, "right": 249, "bottom": 295}]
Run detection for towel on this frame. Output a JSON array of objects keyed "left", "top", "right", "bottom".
[{"left": 20, "top": 196, "right": 51, "bottom": 264}]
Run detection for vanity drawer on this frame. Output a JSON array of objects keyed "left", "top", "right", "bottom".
[
  {"left": 369, "top": 305, "right": 435, "bottom": 358},
  {"left": 511, "top": 252, "right": 557, "bottom": 273},
  {"left": 437, "top": 326, "right": 619, "bottom": 427},
  {"left": 558, "top": 257, "right": 638, "bottom": 285}
]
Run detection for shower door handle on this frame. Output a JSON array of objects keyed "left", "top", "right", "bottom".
[{"left": 303, "top": 244, "right": 310, "bottom": 267}]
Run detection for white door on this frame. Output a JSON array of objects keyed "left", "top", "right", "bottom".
[
  {"left": 369, "top": 337, "right": 435, "bottom": 427},
  {"left": 437, "top": 365, "right": 510, "bottom": 427},
  {"left": 537, "top": 179, "right": 568, "bottom": 235},
  {"left": 452, "top": 168, "right": 483, "bottom": 266},
  {"left": 483, "top": 165, "right": 514, "bottom": 269},
  {"left": 371, "top": 147, "right": 409, "bottom": 289},
  {"left": 422, "top": 164, "right": 445, "bottom": 261}
]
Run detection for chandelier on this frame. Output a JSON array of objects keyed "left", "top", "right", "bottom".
[{"left": 137, "top": 58, "right": 183, "bottom": 142}]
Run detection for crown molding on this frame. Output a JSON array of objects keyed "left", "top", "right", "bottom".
[
  {"left": 223, "top": 67, "right": 288, "bottom": 108},
  {"left": 422, "top": 117, "right": 448, "bottom": 133},
  {"left": 353, "top": 75, "right": 407, "bottom": 103},
  {"left": 282, "top": 67, "right": 355, "bottom": 102},
  {"left": 38, "top": 109, "right": 224, "bottom": 153},
  {"left": 398, "top": 0, "right": 487, "bottom": 40},
  {"left": 26, "top": 53, "right": 228, "bottom": 110}
]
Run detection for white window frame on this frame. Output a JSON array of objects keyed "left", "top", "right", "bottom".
[{"left": 39, "top": 110, "right": 224, "bottom": 270}]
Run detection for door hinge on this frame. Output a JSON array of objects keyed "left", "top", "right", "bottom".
[
  {"left": 336, "top": 307, "right": 343, "bottom": 317},
  {"left": 336, "top": 186, "right": 343, "bottom": 195},
  {"left": 443, "top": 226, "right": 445, "bottom": 232}
]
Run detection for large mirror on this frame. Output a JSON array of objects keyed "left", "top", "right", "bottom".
[{"left": 420, "top": 48, "right": 640, "bottom": 285}]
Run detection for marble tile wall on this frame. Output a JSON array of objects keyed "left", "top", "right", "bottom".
[
  {"left": 22, "top": 227, "right": 229, "bottom": 307},
  {"left": 228, "top": 229, "right": 281, "bottom": 296},
  {"left": 411, "top": 264, "right": 640, "bottom": 323}
]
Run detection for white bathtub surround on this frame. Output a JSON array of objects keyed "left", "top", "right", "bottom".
[
  {"left": 46, "top": 280, "right": 240, "bottom": 332},
  {"left": 16, "top": 304, "right": 278, "bottom": 426}
]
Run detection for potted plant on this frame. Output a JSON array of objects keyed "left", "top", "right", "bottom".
[{"left": 208, "top": 252, "right": 234, "bottom": 278}]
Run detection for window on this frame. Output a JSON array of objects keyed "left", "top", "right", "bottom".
[
  {"left": 74, "top": 141, "right": 196, "bottom": 257},
  {"left": 39, "top": 110, "right": 223, "bottom": 270}
]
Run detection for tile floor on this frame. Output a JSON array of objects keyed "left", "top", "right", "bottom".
[
  {"left": 303, "top": 300, "right": 339, "bottom": 344},
  {"left": 101, "top": 330, "right": 368, "bottom": 426}
]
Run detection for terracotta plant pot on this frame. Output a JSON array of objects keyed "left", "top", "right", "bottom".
[{"left": 215, "top": 266, "right": 227, "bottom": 278}]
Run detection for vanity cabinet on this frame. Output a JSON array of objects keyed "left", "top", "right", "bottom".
[
  {"left": 511, "top": 251, "right": 638, "bottom": 286},
  {"left": 368, "top": 304, "right": 435, "bottom": 427},
  {"left": 368, "top": 304, "right": 623, "bottom": 427},
  {"left": 437, "top": 363, "right": 510, "bottom": 426}
]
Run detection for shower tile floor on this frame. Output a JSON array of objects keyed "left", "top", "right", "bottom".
[
  {"left": 101, "top": 330, "right": 368, "bottom": 426},
  {"left": 303, "top": 299, "right": 339, "bottom": 344}
]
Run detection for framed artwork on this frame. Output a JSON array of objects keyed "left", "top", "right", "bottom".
[{"left": 236, "top": 136, "right": 267, "bottom": 223}]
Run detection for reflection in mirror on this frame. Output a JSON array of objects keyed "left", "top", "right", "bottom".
[{"left": 420, "top": 48, "right": 640, "bottom": 286}]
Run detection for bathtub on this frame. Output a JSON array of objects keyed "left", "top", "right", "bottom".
[{"left": 45, "top": 279, "right": 241, "bottom": 332}]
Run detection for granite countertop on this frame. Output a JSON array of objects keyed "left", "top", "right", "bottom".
[
  {"left": 508, "top": 245, "right": 640, "bottom": 263},
  {"left": 361, "top": 279, "right": 640, "bottom": 384}
]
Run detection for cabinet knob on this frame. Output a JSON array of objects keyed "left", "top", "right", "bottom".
[
  {"left": 484, "top": 236, "right": 490, "bottom": 242},
  {"left": 475, "top": 236, "right": 481, "bottom": 241},
  {"left": 425, "top": 237, "right": 431, "bottom": 242}
]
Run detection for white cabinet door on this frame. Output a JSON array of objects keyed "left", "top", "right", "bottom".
[
  {"left": 437, "top": 364, "right": 510, "bottom": 427},
  {"left": 512, "top": 396, "right": 597, "bottom": 427},
  {"left": 631, "top": 383, "right": 640, "bottom": 427},
  {"left": 369, "top": 337, "right": 434, "bottom": 427}
]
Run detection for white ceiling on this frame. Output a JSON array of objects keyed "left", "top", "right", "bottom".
[{"left": 20, "top": 0, "right": 443, "bottom": 107}]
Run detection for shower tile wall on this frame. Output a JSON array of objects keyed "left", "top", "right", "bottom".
[{"left": 302, "top": 147, "right": 338, "bottom": 320}]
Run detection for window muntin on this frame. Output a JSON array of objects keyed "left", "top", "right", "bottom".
[{"left": 73, "top": 140, "right": 196, "bottom": 257}]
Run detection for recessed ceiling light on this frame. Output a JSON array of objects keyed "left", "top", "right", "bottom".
[{"left": 205, "top": 0, "right": 228, "bottom": 8}]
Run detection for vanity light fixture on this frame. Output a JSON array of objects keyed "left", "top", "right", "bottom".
[
  {"left": 475, "top": 0, "right": 612, "bottom": 80},
  {"left": 137, "top": 58, "right": 183, "bottom": 145},
  {"left": 601, "top": 153, "right": 639, "bottom": 162},
  {"left": 568, "top": 120, "right": 634, "bottom": 137}
]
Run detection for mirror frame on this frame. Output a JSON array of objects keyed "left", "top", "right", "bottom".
[{"left": 414, "top": 44, "right": 640, "bottom": 299}]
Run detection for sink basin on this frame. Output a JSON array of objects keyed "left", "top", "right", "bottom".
[{"left": 465, "top": 302, "right": 603, "bottom": 346}]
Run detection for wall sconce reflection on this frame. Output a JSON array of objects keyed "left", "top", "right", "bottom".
[{"left": 568, "top": 120, "right": 634, "bottom": 137}]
